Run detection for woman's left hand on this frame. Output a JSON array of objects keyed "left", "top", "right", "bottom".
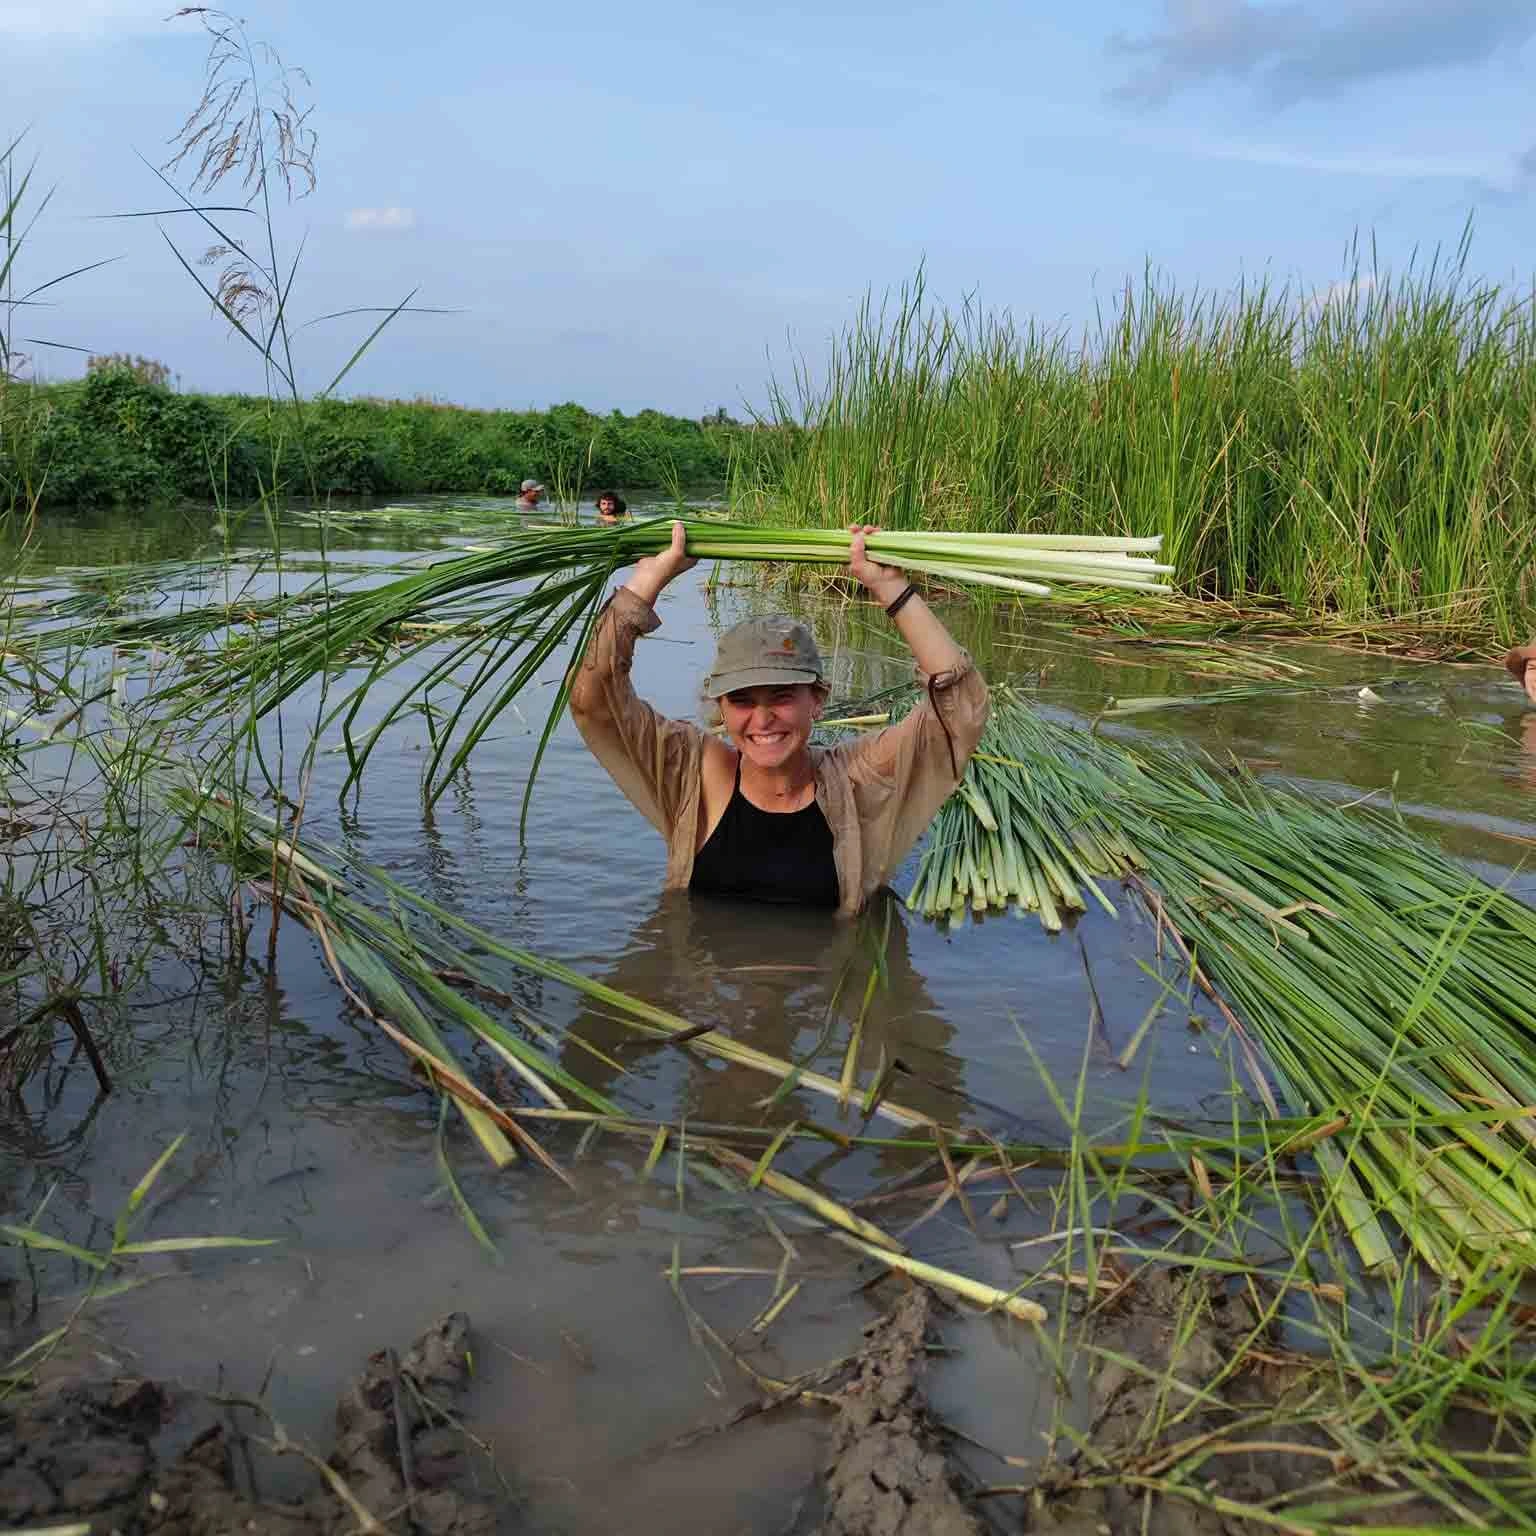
[{"left": 848, "top": 524, "right": 907, "bottom": 606}]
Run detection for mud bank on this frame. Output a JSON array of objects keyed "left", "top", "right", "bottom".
[
  {"left": 4, "top": 1293, "right": 980, "bottom": 1536},
  {"left": 4, "top": 1271, "right": 1516, "bottom": 1535},
  {"left": 1030, "top": 1270, "right": 1497, "bottom": 1536},
  {"left": 0, "top": 1314, "right": 497, "bottom": 1535},
  {"left": 819, "top": 1288, "right": 980, "bottom": 1536}
]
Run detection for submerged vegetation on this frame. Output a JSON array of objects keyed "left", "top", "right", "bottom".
[{"left": 732, "top": 252, "right": 1536, "bottom": 648}]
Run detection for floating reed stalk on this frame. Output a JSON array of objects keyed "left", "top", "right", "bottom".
[
  {"left": 835, "top": 1233, "right": 1046, "bottom": 1324},
  {"left": 174, "top": 792, "right": 937, "bottom": 1138}
]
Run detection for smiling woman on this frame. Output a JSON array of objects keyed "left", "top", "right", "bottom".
[{"left": 568, "top": 522, "right": 989, "bottom": 914}]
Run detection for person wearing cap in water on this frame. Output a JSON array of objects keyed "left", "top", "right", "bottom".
[
  {"left": 518, "top": 478, "right": 544, "bottom": 509},
  {"left": 568, "top": 522, "right": 988, "bottom": 913}
]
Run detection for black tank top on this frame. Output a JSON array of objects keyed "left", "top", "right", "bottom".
[{"left": 690, "top": 761, "right": 840, "bottom": 909}]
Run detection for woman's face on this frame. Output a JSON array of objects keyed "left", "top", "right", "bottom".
[{"left": 720, "top": 683, "right": 823, "bottom": 771}]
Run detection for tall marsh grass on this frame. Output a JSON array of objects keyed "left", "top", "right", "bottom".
[{"left": 732, "top": 245, "right": 1536, "bottom": 643}]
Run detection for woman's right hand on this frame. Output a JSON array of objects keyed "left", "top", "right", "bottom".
[
  {"left": 624, "top": 520, "right": 697, "bottom": 606},
  {"left": 1504, "top": 645, "right": 1536, "bottom": 705}
]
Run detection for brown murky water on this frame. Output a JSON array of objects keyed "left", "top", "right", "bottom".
[{"left": 5, "top": 499, "right": 1536, "bottom": 1532}]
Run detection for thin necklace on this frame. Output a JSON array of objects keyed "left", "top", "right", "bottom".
[{"left": 745, "top": 762, "right": 814, "bottom": 804}]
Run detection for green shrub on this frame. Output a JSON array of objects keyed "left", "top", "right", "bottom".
[{"left": 14, "top": 376, "right": 739, "bottom": 510}]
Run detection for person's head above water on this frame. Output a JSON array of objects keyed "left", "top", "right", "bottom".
[
  {"left": 703, "top": 615, "right": 830, "bottom": 772},
  {"left": 519, "top": 478, "right": 543, "bottom": 505},
  {"left": 596, "top": 490, "right": 627, "bottom": 520}
]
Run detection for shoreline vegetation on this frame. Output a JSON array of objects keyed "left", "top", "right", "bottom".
[
  {"left": 728, "top": 256, "right": 1536, "bottom": 650},
  {"left": 0, "top": 370, "right": 740, "bottom": 509}
]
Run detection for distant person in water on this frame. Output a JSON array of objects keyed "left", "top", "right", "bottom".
[
  {"left": 1505, "top": 644, "right": 1536, "bottom": 706},
  {"left": 596, "top": 491, "right": 628, "bottom": 523},
  {"left": 568, "top": 522, "right": 989, "bottom": 915},
  {"left": 518, "top": 479, "right": 544, "bottom": 509}
]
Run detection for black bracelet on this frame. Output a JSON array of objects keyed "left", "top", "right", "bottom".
[{"left": 885, "top": 583, "right": 918, "bottom": 618}]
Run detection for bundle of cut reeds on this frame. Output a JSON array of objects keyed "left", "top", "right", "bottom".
[
  {"left": 906, "top": 706, "right": 1142, "bottom": 929},
  {"left": 908, "top": 692, "right": 1536, "bottom": 1278},
  {"left": 143, "top": 519, "right": 1170, "bottom": 806}
]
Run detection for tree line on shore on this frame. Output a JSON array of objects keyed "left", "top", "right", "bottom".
[{"left": 0, "top": 366, "right": 743, "bottom": 509}]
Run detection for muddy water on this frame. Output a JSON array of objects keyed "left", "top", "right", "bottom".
[{"left": 6, "top": 500, "right": 1536, "bottom": 1532}]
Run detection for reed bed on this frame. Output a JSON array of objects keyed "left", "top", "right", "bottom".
[
  {"left": 908, "top": 691, "right": 1536, "bottom": 1278},
  {"left": 732, "top": 255, "right": 1536, "bottom": 645}
]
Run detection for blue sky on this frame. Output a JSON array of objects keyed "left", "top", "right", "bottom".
[{"left": 5, "top": 0, "right": 1534, "bottom": 415}]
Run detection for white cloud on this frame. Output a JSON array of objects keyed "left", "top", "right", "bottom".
[
  {"left": 345, "top": 206, "right": 419, "bottom": 233},
  {"left": 1308, "top": 274, "right": 1378, "bottom": 310},
  {"left": 0, "top": 0, "right": 172, "bottom": 41}
]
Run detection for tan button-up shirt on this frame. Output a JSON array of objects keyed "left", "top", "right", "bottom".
[{"left": 568, "top": 587, "right": 990, "bottom": 916}]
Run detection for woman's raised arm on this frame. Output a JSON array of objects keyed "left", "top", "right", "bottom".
[
  {"left": 837, "top": 525, "right": 990, "bottom": 884},
  {"left": 847, "top": 524, "right": 965, "bottom": 677},
  {"left": 567, "top": 524, "right": 702, "bottom": 835}
]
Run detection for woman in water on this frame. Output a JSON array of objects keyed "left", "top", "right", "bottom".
[{"left": 568, "top": 522, "right": 989, "bottom": 914}]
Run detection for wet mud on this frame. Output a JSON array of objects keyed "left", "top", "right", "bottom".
[
  {"left": 1, "top": 1313, "right": 497, "bottom": 1535},
  {"left": 3, "top": 1272, "right": 1517, "bottom": 1535},
  {"left": 1034, "top": 1270, "right": 1489, "bottom": 1536},
  {"left": 819, "top": 1288, "right": 981, "bottom": 1536}
]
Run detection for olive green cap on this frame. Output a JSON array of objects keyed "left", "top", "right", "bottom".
[{"left": 703, "top": 615, "right": 823, "bottom": 699}]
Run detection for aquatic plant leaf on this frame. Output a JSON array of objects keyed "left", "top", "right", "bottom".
[
  {"left": 113, "top": 1131, "right": 188, "bottom": 1249},
  {"left": 0, "top": 1225, "right": 107, "bottom": 1270},
  {"left": 114, "top": 1237, "right": 278, "bottom": 1255}
]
